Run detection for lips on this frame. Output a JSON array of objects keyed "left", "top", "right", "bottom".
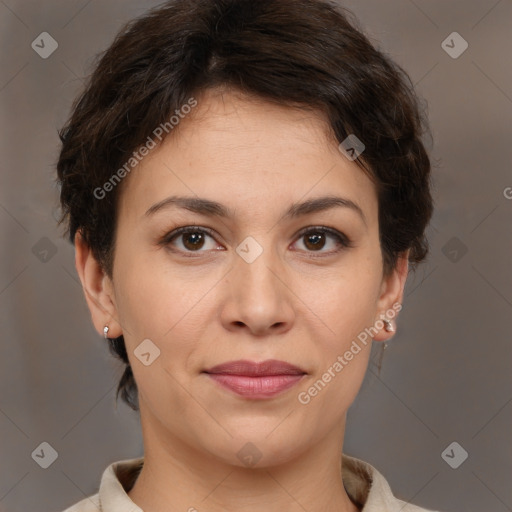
[
  {"left": 203, "top": 359, "right": 307, "bottom": 398},
  {"left": 203, "top": 359, "right": 306, "bottom": 376}
]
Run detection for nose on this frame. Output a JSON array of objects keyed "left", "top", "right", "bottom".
[{"left": 219, "top": 241, "right": 295, "bottom": 337}]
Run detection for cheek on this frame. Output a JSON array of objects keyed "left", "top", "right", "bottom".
[
  {"left": 302, "top": 260, "right": 381, "bottom": 343},
  {"left": 114, "top": 261, "right": 203, "bottom": 419},
  {"left": 296, "top": 275, "right": 377, "bottom": 425},
  {"left": 294, "top": 254, "right": 381, "bottom": 398},
  {"left": 112, "top": 252, "right": 217, "bottom": 390},
  {"left": 113, "top": 246, "right": 207, "bottom": 338}
]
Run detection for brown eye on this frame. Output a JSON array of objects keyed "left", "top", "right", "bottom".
[
  {"left": 181, "top": 231, "right": 206, "bottom": 251},
  {"left": 161, "top": 225, "right": 352, "bottom": 257},
  {"left": 293, "top": 227, "right": 352, "bottom": 254},
  {"left": 163, "top": 227, "right": 220, "bottom": 253},
  {"left": 303, "top": 232, "right": 327, "bottom": 251}
]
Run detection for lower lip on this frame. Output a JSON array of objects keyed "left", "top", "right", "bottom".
[{"left": 205, "top": 373, "right": 305, "bottom": 398}]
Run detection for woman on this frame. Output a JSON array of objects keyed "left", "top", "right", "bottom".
[{"left": 56, "top": 0, "right": 441, "bottom": 510}]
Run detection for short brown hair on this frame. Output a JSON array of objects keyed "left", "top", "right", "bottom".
[{"left": 56, "top": 0, "right": 434, "bottom": 411}]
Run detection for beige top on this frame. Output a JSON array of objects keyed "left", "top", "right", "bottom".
[{"left": 62, "top": 454, "right": 440, "bottom": 512}]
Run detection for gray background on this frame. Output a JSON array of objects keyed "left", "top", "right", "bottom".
[{"left": 1, "top": 1, "right": 511, "bottom": 511}]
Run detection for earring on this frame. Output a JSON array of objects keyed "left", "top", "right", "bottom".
[
  {"left": 383, "top": 319, "right": 395, "bottom": 333},
  {"left": 103, "top": 325, "right": 109, "bottom": 339}
]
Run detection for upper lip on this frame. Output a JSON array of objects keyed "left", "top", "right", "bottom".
[{"left": 204, "top": 359, "right": 306, "bottom": 376}]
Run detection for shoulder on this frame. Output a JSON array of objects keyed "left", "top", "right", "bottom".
[
  {"left": 58, "top": 457, "right": 144, "bottom": 512},
  {"left": 341, "top": 453, "right": 442, "bottom": 512},
  {"left": 60, "top": 493, "right": 101, "bottom": 512}
]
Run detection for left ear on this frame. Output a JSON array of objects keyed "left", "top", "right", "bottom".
[{"left": 372, "top": 249, "right": 410, "bottom": 342}]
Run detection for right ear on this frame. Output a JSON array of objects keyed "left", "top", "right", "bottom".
[{"left": 74, "top": 230, "right": 123, "bottom": 339}]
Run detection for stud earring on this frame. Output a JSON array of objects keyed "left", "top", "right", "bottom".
[
  {"left": 383, "top": 319, "right": 395, "bottom": 333},
  {"left": 103, "top": 325, "right": 109, "bottom": 339}
]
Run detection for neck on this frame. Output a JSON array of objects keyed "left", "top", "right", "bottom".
[{"left": 127, "top": 403, "right": 360, "bottom": 512}]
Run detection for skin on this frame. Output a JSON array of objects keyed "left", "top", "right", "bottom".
[{"left": 75, "top": 87, "right": 409, "bottom": 512}]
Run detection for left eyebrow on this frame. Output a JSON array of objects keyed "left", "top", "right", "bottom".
[{"left": 143, "top": 195, "right": 367, "bottom": 226}]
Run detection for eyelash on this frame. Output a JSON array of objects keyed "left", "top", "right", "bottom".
[{"left": 159, "top": 225, "right": 353, "bottom": 257}]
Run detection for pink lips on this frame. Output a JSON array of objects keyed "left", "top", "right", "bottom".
[{"left": 203, "top": 359, "right": 306, "bottom": 398}]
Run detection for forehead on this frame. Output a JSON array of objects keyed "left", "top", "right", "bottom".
[{"left": 116, "top": 88, "right": 378, "bottom": 227}]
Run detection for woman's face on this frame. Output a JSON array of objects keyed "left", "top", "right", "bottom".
[{"left": 78, "top": 88, "right": 408, "bottom": 467}]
